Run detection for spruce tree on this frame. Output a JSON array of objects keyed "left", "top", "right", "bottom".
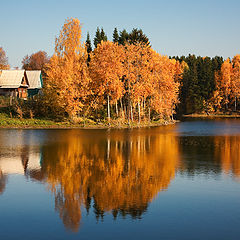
[
  {"left": 86, "top": 32, "right": 92, "bottom": 53},
  {"left": 94, "top": 27, "right": 102, "bottom": 48},
  {"left": 113, "top": 27, "right": 119, "bottom": 43},
  {"left": 128, "top": 28, "right": 150, "bottom": 46},
  {"left": 100, "top": 28, "right": 107, "bottom": 42},
  {"left": 118, "top": 29, "right": 129, "bottom": 45},
  {"left": 86, "top": 32, "right": 92, "bottom": 63}
]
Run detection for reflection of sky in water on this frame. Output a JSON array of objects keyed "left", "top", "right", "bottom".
[{"left": 175, "top": 119, "right": 240, "bottom": 136}]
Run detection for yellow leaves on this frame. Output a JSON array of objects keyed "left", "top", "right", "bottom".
[
  {"left": 214, "top": 55, "right": 240, "bottom": 108},
  {"left": 45, "top": 18, "right": 90, "bottom": 118},
  {"left": 89, "top": 41, "right": 124, "bottom": 102}
]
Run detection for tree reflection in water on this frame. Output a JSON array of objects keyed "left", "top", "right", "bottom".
[
  {"left": 41, "top": 128, "right": 180, "bottom": 232},
  {"left": 0, "top": 170, "right": 7, "bottom": 195},
  {"left": 214, "top": 136, "right": 240, "bottom": 178}
]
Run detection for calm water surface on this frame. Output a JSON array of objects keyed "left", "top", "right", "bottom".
[{"left": 0, "top": 119, "right": 240, "bottom": 240}]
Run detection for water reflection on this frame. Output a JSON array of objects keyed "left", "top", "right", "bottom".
[
  {"left": 0, "top": 123, "right": 240, "bottom": 232},
  {"left": 42, "top": 129, "right": 180, "bottom": 231},
  {"left": 214, "top": 136, "right": 240, "bottom": 178}
]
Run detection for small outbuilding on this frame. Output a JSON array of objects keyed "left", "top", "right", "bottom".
[
  {"left": 26, "top": 70, "right": 43, "bottom": 97},
  {"left": 0, "top": 70, "right": 29, "bottom": 99}
]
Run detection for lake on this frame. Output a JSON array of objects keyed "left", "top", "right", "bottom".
[{"left": 0, "top": 119, "right": 240, "bottom": 240}]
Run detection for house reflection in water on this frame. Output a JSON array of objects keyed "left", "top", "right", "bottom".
[{"left": 0, "top": 146, "right": 43, "bottom": 195}]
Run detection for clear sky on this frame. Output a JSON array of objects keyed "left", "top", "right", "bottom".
[{"left": 1, "top": 0, "right": 240, "bottom": 68}]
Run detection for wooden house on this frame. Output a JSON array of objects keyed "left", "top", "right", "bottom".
[
  {"left": 26, "top": 70, "right": 43, "bottom": 97},
  {"left": 0, "top": 70, "right": 29, "bottom": 99}
]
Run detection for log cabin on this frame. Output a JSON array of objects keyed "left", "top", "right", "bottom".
[{"left": 0, "top": 70, "right": 29, "bottom": 99}]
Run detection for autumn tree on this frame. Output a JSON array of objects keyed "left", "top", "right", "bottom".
[
  {"left": 231, "top": 55, "right": 240, "bottom": 110},
  {"left": 0, "top": 47, "right": 10, "bottom": 69},
  {"left": 22, "top": 51, "right": 49, "bottom": 71},
  {"left": 89, "top": 41, "right": 124, "bottom": 122},
  {"left": 216, "top": 58, "right": 232, "bottom": 110},
  {"left": 45, "top": 18, "right": 91, "bottom": 119},
  {"left": 121, "top": 43, "right": 180, "bottom": 123}
]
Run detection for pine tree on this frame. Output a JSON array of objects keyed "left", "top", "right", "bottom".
[
  {"left": 94, "top": 27, "right": 101, "bottom": 48},
  {"left": 118, "top": 29, "right": 129, "bottom": 45},
  {"left": 128, "top": 28, "right": 150, "bottom": 46},
  {"left": 86, "top": 32, "right": 92, "bottom": 63},
  {"left": 86, "top": 32, "right": 92, "bottom": 53},
  {"left": 113, "top": 27, "right": 119, "bottom": 43},
  {"left": 100, "top": 28, "right": 107, "bottom": 42}
]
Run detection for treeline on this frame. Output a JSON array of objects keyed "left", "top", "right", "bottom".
[
  {"left": 2, "top": 17, "right": 240, "bottom": 121},
  {"left": 173, "top": 54, "right": 240, "bottom": 115},
  {"left": 172, "top": 55, "right": 223, "bottom": 114},
  {"left": 42, "top": 18, "right": 183, "bottom": 123}
]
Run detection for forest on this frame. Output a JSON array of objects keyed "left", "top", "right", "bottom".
[{"left": 0, "top": 17, "right": 240, "bottom": 126}]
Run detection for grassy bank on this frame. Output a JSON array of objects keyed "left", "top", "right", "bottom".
[{"left": 0, "top": 113, "right": 174, "bottom": 129}]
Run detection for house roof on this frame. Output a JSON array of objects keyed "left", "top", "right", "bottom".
[
  {"left": 0, "top": 70, "right": 29, "bottom": 89},
  {"left": 26, "top": 70, "right": 42, "bottom": 89}
]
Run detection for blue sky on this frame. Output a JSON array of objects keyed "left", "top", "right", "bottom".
[{"left": 0, "top": 0, "right": 240, "bottom": 68}]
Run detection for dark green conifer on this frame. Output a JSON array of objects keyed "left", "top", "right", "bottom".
[
  {"left": 94, "top": 27, "right": 102, "bottom": 48},
  {"left": 128, "top": 28, "right": 150, "bottom": 46},
  {"left": 86, "top": 32, "right": 92, "bottom": 63},
  {"left": 100, "top": 28, "right": 107, "bottom": 42},
  {"left": 118, "top": 29, "right": 129, "bottom": 45},
  {"left": 113, "top": 27, "right": 119, "bottom": 43}
]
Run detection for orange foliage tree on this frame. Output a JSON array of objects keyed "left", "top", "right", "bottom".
[
  {"left": 22, "top": 51, "right": 49, "bottom": 71},
  {"left": 44, "top": 18, "right": 91, "bottom": 118},
  {"left": 231, "top": 55, "right": 240, "bottom": 110},
  {"left": 89, "top": 41, "right": 124, "bottom": 122},
  {"left": 0, "top": 47, "right": 10, "bottom": 69},
  {"left": 213, "top": 55, "right": 240, "bottom": 111}
]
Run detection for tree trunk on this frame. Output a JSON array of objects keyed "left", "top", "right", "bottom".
[
  {"left": 130, "top": 102, "right": 133, "bottom": 122},
  {"left": 120, "top": 98, "right": 124, "bottom": 119},
  {"left": 235, "top": 96, "right": 237, "bottom": 111},
  {"left": 148, "top": 107, "right": 151, "bottom": 122},
  {"left": 138, "top": 99, "right": 141, "bottom": 124},
  {"left": 115, "top": 100, "right": 118, "bottom": 117},
  {"left": 107, "top": 94, "right": 110, "bottom": 123}
]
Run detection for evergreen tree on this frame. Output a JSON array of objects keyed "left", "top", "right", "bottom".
[
  {"left": 94, "top": 27, "right": 107, "bottom": 48},
  {"left": 86, "top": 32, "right": 92, "bottom": 53},
  {"left": 118, "top": 29, "right": 129, "bottom": 45},
  {"left": 100, "top": 28, "right": 108, "bottom": 42},
  {"left": 128, "top": 28, "right": 150, "bottom": 46},
  {"left": 94, "top": 27, "right": 102, "bottom": 48},
  {"left": 173, "top": 55, "right": 224, "bottom": 114},
  {"left": 113, "top": 27, "right": 119, "bottom": 43},
  {"left": 86, "top": 32, "right": 92, "bottom": 63}
]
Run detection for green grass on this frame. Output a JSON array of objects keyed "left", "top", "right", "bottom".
[
  {"left": 0, "top": 112, "right": 173, "bottom": 129},
  {"left": 0, "top": 112, "right": 61, "bottom": 127}
]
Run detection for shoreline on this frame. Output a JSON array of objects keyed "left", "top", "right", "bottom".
[
  {"left": 0, "top": 120, "right": 176, "bottom": 130},
  {"left": 183, "top": 113, "right": 240, "bottom": 118}
]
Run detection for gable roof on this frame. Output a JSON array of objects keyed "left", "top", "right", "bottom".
[
  {"left": 0, "top": 70, "right": 29, "bottom": 89},
  {"left": 26, "top": 70, "right": 42, "bottom": 89}
]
